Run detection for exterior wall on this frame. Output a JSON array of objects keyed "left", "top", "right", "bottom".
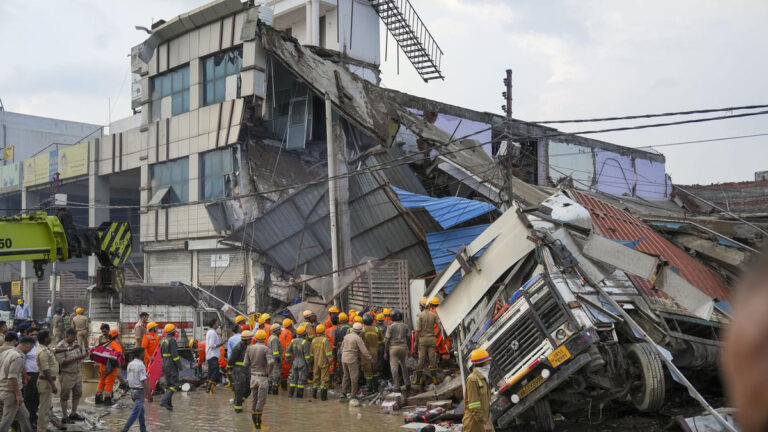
[{"left": 0, "top": 111, "right": 101, "bottom": 163}]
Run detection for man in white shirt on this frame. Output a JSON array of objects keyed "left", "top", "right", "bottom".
[
  {"left": 13, "top": 299, "right": 30, "bottom": 327},
  {"left": 121, "top": 347, "right": 151, "bottom": 432},
  {"left": 205, "top": 318, "right": 222, "bottom": 393}
]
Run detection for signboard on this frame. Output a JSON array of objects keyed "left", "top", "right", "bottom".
[
  {"left": 48, "top": 148, "right": 58, "bottom": 181},
  {"left": 0, "top": 162, "right": 21, "bottom": 193},
  {"left": 2, "top": 146, "right": 13, "bottom": 162},
  {"left": 23, "top": 152, "right": 50, "bottom": 186},
  {"left": 59, "top": 142, "right": 89, "bottom": 179},
  {"left": 210, "top": 253, "right": 230, "bottom": 268},
  {"left": 11, "top": 280, "right": 20, "bottom": 297}
]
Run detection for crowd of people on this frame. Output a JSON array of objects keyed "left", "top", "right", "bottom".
[{"left": 0, "top": 294, "right": 495, "bottom": 431}]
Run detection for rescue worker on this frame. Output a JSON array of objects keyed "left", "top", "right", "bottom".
[
  {"left": 267, "top": 323, "right": 282, "bottom": 395},
  {"left": 361, "top": 314, "right": 383, "bottom": 393},
  {"left": 71, "top": 308, "right": 89, "bottom": 349},
  {"left": 55, "top": 329, "right": 86, "bottom": 425},
  {"left": 95, "top": 329, "right": 122, "bottom": 406},
  {"left": 375, "top": 313, "right": 388, "bottom": 380},
  {"left": 159, "top": 324, "right": 181, "bottom": 411},
  {"left": 430, "top": 297, "right": 451, "bottom": 362},
  {"left": 382, "top": 308, "right": 393, "bottom": 327},
  {"left": 243, "top": 329, "right": 274, "bottom": 430},
  {"left": 51, "top": 308, "right": 65, "bottom": 344},
  {"left": 141, "top": 322, "right": 159, "bottom": 368},
  {"left": 257, "top": 313, "right": 272, "bottom": 344},
  {"left": 229, "top": 330, "right": 252, "bottom": 413},
  {"left": 97, "top": 323, "right": 110, "bottom": 345},
  {"left": 324, "top": 314, "right": 339, "bottom": 386},
  {"left": 301, "top": 310, "right": 318, "bottom": 341},
  {"left": 332, "top": 313, "right": 350, "bottom": 387},
  {"left": 463, "top": 349, "right": 494, "bottom": 432},
  {"left": 310, "top": 324, "right": 332, "bottom": 400},
  {"left": 340, "top": 322, "right": 373, "bottom": 402},
  {"left": 278, "top": 319, "right": 293, "bottom": 390},
  {"left": 353, "top": 315, "right": 363, "bottom": 325},
  {"left": 348, "top": 309, "right": 358, "bottom": 324},
  {"left": 134, "top": 312, "right": 149, "bottom": 348},
  {"left": 35, "top": 330, "right": 58, "bottom": 432},
  {"left": 235, "top": 315, "right": 249, "bottom": 332},
  {"left": 415, "top": 297, "right": 441, "bottom": 386},
  {"left": 286, "top": 325, "right": 310, "bottom": 398},
  {"left": 385, "top": 309, "right": 410, "bottom": 392},
  {"left": 324, "top": 306, "right": 340, "bottom": 328}
]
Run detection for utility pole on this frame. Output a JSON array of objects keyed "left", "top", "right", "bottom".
[
  {"left": 325, "top": 93, "right": 341, "bottom": 301},
  {"left": 499, "top": 69, "right": 516, "bottom": 208},
  {"left": 503, "top": 69, "right": 512, "bottom": 120}
]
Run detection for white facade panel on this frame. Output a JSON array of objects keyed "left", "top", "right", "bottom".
[{"left": 147, "top": 250, "right": 192, "bottom": 284}]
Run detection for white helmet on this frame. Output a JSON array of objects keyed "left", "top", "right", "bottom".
[{"left": 352, "top": 322, "right": 364, "bottom": 332}]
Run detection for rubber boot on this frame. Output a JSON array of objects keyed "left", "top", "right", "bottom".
[
  {"left": 207, "top": 380, "right": 215, "bottom": 394},
  {"left": 103, "top": 396, "right": 115, "bottom": 406},
  {"left": 272, "top": 383, "right": 279, "bottom": 396},
  {"left": 252, "top": 411, "right": 262, "bottom": 430},
  {"left": 288, "top": 386, "right": 295, "bottom": 398},
  {"left": 296, "top": 387, "right": 304, "bottom": 399},
  {"left": 312, "top": 387, "right": 318, "bottom": 399},
  {"left": 338, "top": 393, "right": 347, "bottom": 402},
  {"left": 365, "top": 379, "right": 374, "bottom": 395},
  {"left": 160, "top": 391, "right": 173, "bottom": 411},
  {"left": 321, "top": 388, "right": 328, "bottom": 401},
  {"left": 280, "top": 379, "right": 287, "bottom": 390},
  {"left": 94, "top": 394, "right": 104, "bottom": 405},
  {"left": 431, "top": 371, "right": 439, "bottom": 385}
]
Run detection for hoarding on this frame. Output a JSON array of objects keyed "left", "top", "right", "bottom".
[{"left": 58, "top": 141, "right": 89, "bottom": 179}]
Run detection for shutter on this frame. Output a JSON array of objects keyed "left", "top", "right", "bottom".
[
  {"left": 147, "top": 251, "right": 192, "bottom": 284},
  {"left": 33, "top": 271, "right": 90, "bottom": 320},
  {"left": 198, "top": 249, "right": 245, "bottom": 286},
  {"left": 348, "top": 260, "right": 410, "bottom": 323}
]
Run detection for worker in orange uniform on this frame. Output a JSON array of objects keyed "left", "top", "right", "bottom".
[
  {"left": 324, "top": 306, "right": 340, "bottom": 328},
  {"left": 95, "top": 329, "right": 122, "bottom": 406},
  {"left": 141, "top": 322, "right": 160, "bottom": 368},
  {"left": 278, "top": 319, "right": 294, "bottom": 390},
  {"left": 324, "top": 314, "right": 338, "bottom": 386},
  {"left": 256, "top": 314, "right": 272, "bottom": 345},
  {"left": 430, "top": 297, "right": 451, "bottom": 362},
  {"left": 235, "top": 315, "right": 249, "bottom": 332}
]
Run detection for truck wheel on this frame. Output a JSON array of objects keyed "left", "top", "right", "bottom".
[
  {"left": 533, "top": 398, "right": 556, "bottom": 432},
  {"left": 626, "top": 342, "right": 665, "bottom": 412}
]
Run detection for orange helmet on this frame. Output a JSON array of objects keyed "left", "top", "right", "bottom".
[
  {"left": 470, "top": 349, "right": 491, "bottom": 365},
  {"left": 109, "top": 329, "right": 120, "bottom": 338}
]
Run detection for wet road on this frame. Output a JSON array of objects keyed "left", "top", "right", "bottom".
[{"left": 73, "top": 383, "right": 405, "bottom": 432}]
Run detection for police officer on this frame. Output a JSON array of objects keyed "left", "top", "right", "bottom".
[
  {"left": 229, "top": 330, "right": 252, "bottom": 413},
  {"left": 415, "top": 297, "right": 441, "bottom": 386},
  {"left": 159, "top": 324, "right": 181, "bottom": 411},
  {"left": 285, "top": 325, "right": 310, "bottom": 398},
  {"left": 244, "top": 330, "right": 274, "bottom": 430}
]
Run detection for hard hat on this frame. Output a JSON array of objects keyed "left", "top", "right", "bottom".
[
  {"left": 329, "top": 306, "right": 340, "bottom": 313},
  {"left": 282, "top": 318, "right": 293, "bottom": 328},
  {"left": 189, "top": 339, "right": 197, "bottom": 348},
  {"left": 147, "top": 321, "right": 158, "bottom": 330},
  {"left": 302, "top": 310, "right": 314, "bottom": 318},
  {"left": 430, "top": 297, "right": 440, "bottom": 306},
  {"left": 271, "top": 323, "right": 281, "bottom": 333},
  {"left": 296, "top": 325, "right": 306, "bottom": 335},
  {"left": 420, "top": 297, "right": 427, "bottom": 307},
  {"left": 376, "top": 313, "right": 385, "bottom": 321},
  {"left": 349, "top": 309, "right": 357, "bottom": 313},
  {"left": 164, "top": 323, "right": 176, "bottom": 333},
  {"left": 109, "top": 329, "right": 120, "bottom": 338},
  {"left": 337, "top": 312, "right": 348, "bottom": 323},
  {"left": 470, "top": 349, "right": 492, "bottom": 365},
  {"left": 75, "top": 307, "right": 83, "bottom": 314},
  {"left": 258, "top": 313, "right": 271, "bottom": 325},
  {"left": 383, "top": 308, "right": 392, "bottom": 315},
  {"left": 392, "top": 309, "right": 403, "bottom": 321},
  {"left": 354, "top": 316, "right": 363, "bottom": 324},
  {"left": 352, "top": 322, "right": 363, "bottom": 332},
  {"left": 235, "top": 315, "right": 246, "bottom": 324},
  {"left": 17, "top": 299, "right": 23, "bottom": 305},
  {"left": 316, "top": 324, "right": 326, "bottom": 334},
  {"left": 241, "top": 330, "right": 253, "bottom": 339},
  {"left": 362, "top": 314, "right": 373, "bottom": 325},
  {"left": 255, "top": 329, "right": 267, "bottom": 340}
]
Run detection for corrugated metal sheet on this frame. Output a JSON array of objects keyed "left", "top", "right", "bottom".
[
  {"left": 147, "top": 251, "right": 192, "bottom": 284},
  {"left": 365, "top": 146, "right": 429, "bottom": 196},
  {"left": 392, "top": 186, "right": 498, "bottom": 229},
  {"left": 348, "top": 260, "right": 411, "bottom": 324},
  {"left": 198, "top": 249, "right": 246, "bottom": 286},
  {"left": 571, "top": 190, "right": 730, "bottom": 300},
  {"left": 426, "top": 224, "right": 489, "bottom": 293}
]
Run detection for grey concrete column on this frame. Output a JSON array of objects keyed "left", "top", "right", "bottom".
[{"left": 20, "top": 187, "right": 40, "bottom": 312}]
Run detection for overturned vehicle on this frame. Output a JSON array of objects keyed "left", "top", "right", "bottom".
[{"left": 426, "top": 191, "right": 730, "bottom": 431}]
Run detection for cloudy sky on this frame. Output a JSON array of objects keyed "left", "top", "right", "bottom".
[{"left": 1, "top": 0, "right": 766, "bottom": 184}]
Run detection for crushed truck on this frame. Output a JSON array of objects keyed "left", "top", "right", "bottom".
[{"left": 426, "top": 191, "right": 729, "bottom": 431}]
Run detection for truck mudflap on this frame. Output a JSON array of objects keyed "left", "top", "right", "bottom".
[{"left": 494, "top": 352, "right": 592, "bottom": 428}]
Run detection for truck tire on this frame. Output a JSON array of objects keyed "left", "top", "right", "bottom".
[
  {"left": 626, "top": 342, "right": 665, "bottom": 412},
  {"left": 533, "top": 398, "right": 556, "bottom": 432}
]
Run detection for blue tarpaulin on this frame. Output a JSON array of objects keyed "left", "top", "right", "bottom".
[
  {"left": 392, "top": 186, "right": 498, "bottom": 229},
  {"left": 426, "top": 224, "right": 490, "bottom": 294}
]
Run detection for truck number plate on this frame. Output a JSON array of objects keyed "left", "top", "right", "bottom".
[
  {"left": 547, "top": 345, "right": 571, "bottom": 368},
  {"left": 517, "top": 374, "right": 545, "bottom": 399}
]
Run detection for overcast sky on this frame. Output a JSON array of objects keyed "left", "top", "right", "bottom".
[{"left": 1, "top": 0, "right": 766, "bottom": 184}]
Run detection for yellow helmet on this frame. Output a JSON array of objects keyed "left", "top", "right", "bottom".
[
  {"left": 241, "top": 330, "right": 253, "bottom": 339},
  {"left": 316, "top": 324, "right": 326, "bottom": 334},
  {"left": 376, "top": 313, "right": 385, "bottom": 321},
  {"left": 282, "top": 318, "right": 293, "bottom": 328},
  {"left": 164, "top": 323, "right": 176, "bottom": 333},
  {"left": 383, "top": 308, "right": 392, "bottom": 315},
  {"left": 75, "top": 307, "right": 83, "bottom": 314},
  {"left": 419, "top": 297, "right": 427, "bottom": 307},
  {"left": 147, "top": 321, "right": 158, "bottom": 330},
  {"left": 255, "top": 329, "right": 267, "bottom": 340},
  {"left": 470, "top": 349, "right": 491, "bottom": 365},
  {"left": 296, "top": 325, "right": 306, "bottom": 335},
  {"left": 235, "top": 315, "right": 246, "bottom": 324},
  {"left": 189, "top": 339, "right": 197, "bottom": 348},
  {"left": 258, "top": 313, "right": 271, "bottom": 325},
  {"left": 349, "top": 309, "right": 357, "bottom": 315},
  {"left": 17, "top": 299, "right": 23, "bottom": 305},
  {"left": 353, "top": 316, "right": 363, "bottom": 324},
  {"left": 429, "top": 297, "right": 440, "bottom": 306},
  {"left": 337, "top": 312, "right": 348, "bottom": 323},
  {"left": 329, "top": 306, "right": 340, "bottom": 313}
]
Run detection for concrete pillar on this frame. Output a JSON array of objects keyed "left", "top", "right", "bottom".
[
  {"left": 20, "top": 187, "right": 40, "bottom": 312},
  {"left": 88, "top": 139, "right": 111, "bottom": 280},
  {"left": 312, "top": 0, "right": 321, "bottom": 45},
  {"left": 305, "top": 0, "right": 313, "bottom": 45}
]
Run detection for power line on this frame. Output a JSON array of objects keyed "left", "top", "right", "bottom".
[{"left": 525, "top": 104, "right": 768, "bottom": 124}]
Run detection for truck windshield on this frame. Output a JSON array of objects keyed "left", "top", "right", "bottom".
[{"left": 0, "top": 298, "right": 11, "bottom": 312}]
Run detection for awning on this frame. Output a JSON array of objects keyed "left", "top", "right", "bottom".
[
  {"left": 392, "top": 186, "right": 498, "bottom": 229},
  {"left": 426, "top": 224, "right": 490, "bottom": 294}
]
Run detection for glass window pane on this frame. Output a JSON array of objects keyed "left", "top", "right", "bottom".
[
  {"left": 151, "top": 100, "right": 161, "bottom": 122},
  {"left": 172, "top": 69, "right": 182, "bottom": 92},
  {"left": 162, "top": 74, "right": 172, "bottom": 96},
  {"left": 182, "top": 67, "right": 190, "bottom": 88},
  {"left": 214, "top": 54, "right": 226, "bottom": 78},
  {"left": 182, "top": 90, "right": 190, "bottom": 112},
  {"left": 205, "top": 82, "right": 214, "bottom": 106},
  {"left": 172, "top": 93, "right": 183, "bottom": 115},
  {"left": 205, "top": 58, "right": 214, "bottom": 82},
  {"left": 214, "top": 78, "right": 225, "bottom": 103}
]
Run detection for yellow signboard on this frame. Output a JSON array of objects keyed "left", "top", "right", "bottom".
[
  {"left": 59, "top": 141, "right": 89, "bottom": 179},
  {"left": 2, "top": 146, "right": 13, "bottom": 162},
  {"left": 23, "top": 152, "right": 50, "bottom": 186},
  {"left": 11, "top": 280, "right": 21, "bottom": 297},
  {"left": 0, "top": 162, "right": 21, "bottom": 193}
]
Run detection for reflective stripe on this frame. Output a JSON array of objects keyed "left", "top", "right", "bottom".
[
  {"left": 297, "top": 385, "right": 305, "bottom": 389},
  {"left": 325, "top": 352, "right": 332, "bottom": 356},
  {"left": 173, "top": 356, "right": 179, "bottom": 361},
  {"left": 272, "top": 351, "right": 280, "bottom": 355},
  {"left": 162, "top": 354, "right": 171, "bottom": 357},
  {"left": 467, "top": 402, "right": 481, "bottom": 409},
  {"left": 304, "top": 355, "right": 311, "bottom": 359},
  {"left": 234, "top": 405, "right": 242, "bottom": 409},
  {"left": 170, "top": 387, "right": 178, "bottom": 392},
  {"left": 235, "top": 362, "right": 244, "bottom": 366},
  {"left": 289, "top": 383, "right": 297, "bottom": 387}
]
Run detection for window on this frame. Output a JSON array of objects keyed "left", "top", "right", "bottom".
[
  {"left": 203, "top": 48, "right": 243, "bottom": 106},
  {"left": 151, "top": 66, "right": 190, "bottom": 121},
  {"left": 150, "top": 158, "right": 189, "bottom": 204},
  {"left": 319, "top": 16, "right": 326, "bottom": 48},
  {"left": 201, "top": 148, "right": 236, "bottom": 200}
]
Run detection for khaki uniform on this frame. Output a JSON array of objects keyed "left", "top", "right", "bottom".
[
  {"left": 301, "top": 320, "right": 317, "bottom": 341},
  {"left": 463, "top": 369, "right": 495, "bottom": 432},
  {"left": 310, "top": 336, "right": 332, "bottom": 389},
  {"left": 51, "top": 313, "right": 65, "bottom": 344},
  {"left": 134, "top": 321, "right": 146, "bottom": 347},
  {"left": 385, "top": 322, "right": 410, "bottom": 389},
  {"left": 340, "top": 332, "right": 373, "bottom": 397},
  {"left": 71, "top": 315, "right": 89, "bottom": 348},
  {"left": 243, "top": 343, "right": 273, "bottom": 412},
  {"left": 361, "top": 325, "right": 383, "bottom": 379},
  {"left": 416, "top": 310, "right": 440, "bottom": 375},
  {"left": 0, "top": 348, "right": 32, "bottom": 432},
  {"left": 36, "top": 344, "right": 59, "bottom": 432},
  {"left": 55, "top": 339, "right": 84, "bottom": 404}
]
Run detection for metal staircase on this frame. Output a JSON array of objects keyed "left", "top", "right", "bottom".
[{"left": 369, "top": 0, "right": 445, "bottom": 82}]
